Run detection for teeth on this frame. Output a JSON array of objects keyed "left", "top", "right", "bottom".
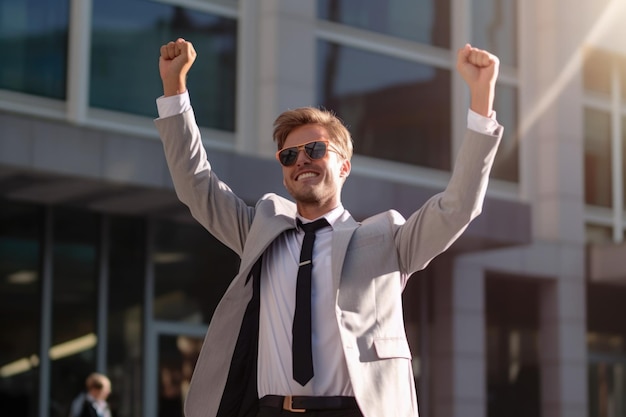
[{"left": 297, "top": 172, "right": 317, "bottom": 180}]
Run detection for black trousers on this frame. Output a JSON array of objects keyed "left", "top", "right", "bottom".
[{"left": 256, "top": 407, "right": 364, "bottom": 417}]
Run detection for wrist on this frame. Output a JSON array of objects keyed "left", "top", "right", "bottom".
[
  {"left": 469, "top": 88, "right": 494, "bottom": 117},
  {"left": 162, "top": 76, "right": 187, "bottom": 97}
]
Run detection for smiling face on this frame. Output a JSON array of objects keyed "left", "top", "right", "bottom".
[{"left": 280, "top": 124, "right": 351, "bottom": 219}]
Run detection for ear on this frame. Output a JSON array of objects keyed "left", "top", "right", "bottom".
[{"left": 339, "top": 159, "right": 351, "bottom": 179}]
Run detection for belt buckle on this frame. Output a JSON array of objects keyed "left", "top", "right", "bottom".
[{"left": 283, "top": 396, "right": 306, "bottom": 413}]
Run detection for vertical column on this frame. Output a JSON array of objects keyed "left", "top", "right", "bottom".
[
  {"left": 237, "top": 0, "right": 317, "bottom": 157},
  {"left": 452, "top": 260, "right": 487, "bottom": 417},
  {"left": 38, "top": 207, "right": 54, "bottom": 417},
  {"left": 539, "top": 248, "right": 587, "bottom": 417},
  {"left": 66, "top": 0, "right": 92, "bottom": 124},
  {"left": 236, "top": 0, "right": 261, "bottom": 154},
  {"left": 431, "top": 258, "right": 487, "bottom": 417},
  {"left": 450, "top": 0, "right": 472, "bottom": 158},
  {"left": 518, "top": 1, "right": 588, "bottom": 415},
  {"left": 519, "top": 0, "right": 587, "bottom": 417},
  {"left": 518, "top": 0, "right": 586, "bottom": 243}
]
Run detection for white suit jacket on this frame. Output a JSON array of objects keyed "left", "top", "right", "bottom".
[{"left": 155, "top": 110, "right": 503, "bottom": 417}]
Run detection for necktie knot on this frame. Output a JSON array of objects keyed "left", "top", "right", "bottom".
[{"left": 297, "top": 217, "right": 329, "bottom": 234}]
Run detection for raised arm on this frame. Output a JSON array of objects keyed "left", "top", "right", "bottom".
[
  {"left": 155, "top": 38, "right": 253, "bottom": 255},
  {"left": 394, "top": 46, "right": 502, "bottom": 274},
  {"left": 456, "top": 44, "right": 500, "bottom": 117}
]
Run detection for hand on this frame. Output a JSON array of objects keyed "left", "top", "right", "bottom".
[
  {"left": 456, "top": 44, "right": 499, "bottom": 117},
  {"left": 159, "top": 38, "right": 197, "bottom": 97}
]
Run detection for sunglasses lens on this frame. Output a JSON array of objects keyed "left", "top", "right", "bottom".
[
  {"left": 279, "top": 149, "right": 298, "bottom": 166},
  {"left": 305, "top": 141, "right": 327, "bottom": 160}
]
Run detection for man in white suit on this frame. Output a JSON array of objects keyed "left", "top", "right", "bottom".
[{"left": 155, "top": 38, "right": 502, "bottom": 417}]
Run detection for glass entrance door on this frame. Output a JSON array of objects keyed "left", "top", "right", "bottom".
[{"left": 589, "top": 353, "right": 626, "bottom": 417}]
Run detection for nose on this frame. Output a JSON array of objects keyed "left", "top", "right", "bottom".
[{"left": 294, "top": 147, "right": 312, "bottom": 165}]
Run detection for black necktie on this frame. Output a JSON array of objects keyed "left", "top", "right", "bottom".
[{"left": 293, "top": 217, "right": 329, "bottom": 386}]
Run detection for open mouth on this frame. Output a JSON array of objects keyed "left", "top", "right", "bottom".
[{"left": 296, "top": 172, "right": 318, "bottom": 181}]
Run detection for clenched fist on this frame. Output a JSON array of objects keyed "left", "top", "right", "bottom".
[
  {"left": 159, "top": 38, "right": 197, "bottom": 97},
  {"left": 456, "top": 44, "right": 499, "bottom": 117}
]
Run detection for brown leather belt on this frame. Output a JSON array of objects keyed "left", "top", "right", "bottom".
[{"left": 259, "top": 395, "right": 359, "bottom": 413}]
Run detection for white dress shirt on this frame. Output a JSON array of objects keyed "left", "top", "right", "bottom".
[{"left": 257, "top": 205, "right": 354, "bottom": 397}]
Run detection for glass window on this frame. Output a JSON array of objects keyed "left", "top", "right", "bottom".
[
  {"left": 317, "top": 0, "right": 450, "bottom": 48},
  {"left": 583, "top": 48, "right": 612, "bottom": 96},
  {"left": 486, "top": 276, "right": 541, "bottom": 417},
  {"left": 157, "top": 335, "right": 203, "bottom": 417},
  {"left": 50, "top": 208, "right": 99, "bottom": 417},
  {"left": 586, "top": 224, "right": 613, "bottom": 245},
  {"left": 584, "top": 47, "right": 626, "bottom": 99},
  {"left": 152, "top": 219, "right": 238, "bottom": 324},
  {"left": 90, "top": 0, "right": 237, "bottom": 131},
  {"left": 584, "top": 108, "right": 612, "bottom": 207},
  {"left": 317, "top": 41, "right": 452, "bottom": 170},
  {"left": 587, "top": 284, "right": 626, "bottom": 417},
  {"left": 588, "top": 284, "right": 626, "bottom": 349},
  {"left": 106, "top": 215, "right": 146, "bottom": 417},
  {"left": 491, "top": 84, "right": 518, "bottom": 182},
  {"left": 588, "top": 284, "right": 626, "bottom": 347},
  {"left": 471, "top": 0, "right": 517, "bottom": 67},
  {"left": 0, "top": 0, "right": 69, "bottom": 99},
  {"left": 588, "top": 361, "right": 626, "bottom": 417},
  {"left": 0, "top": 199, "right": 43, "bottom": 417}
]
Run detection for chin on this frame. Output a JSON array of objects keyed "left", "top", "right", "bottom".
[{"left": 291, "top": 190, "right": 323, "bottom": 205}]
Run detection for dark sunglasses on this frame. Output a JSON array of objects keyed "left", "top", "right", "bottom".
[{"left": 275, "top": 140, "right": 340, "bottom": 166}]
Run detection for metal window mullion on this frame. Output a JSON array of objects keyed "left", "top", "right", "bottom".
[
  {"left": 38, "top": 207, "right": 53, "bottom": 417},
  {"left": 66, "top": 0, "right": 92, "bottom": 124},
  {"left": 315, "top": 21, "right": 451, "bottom": 69},
  {"left": 96, "top": 215, "right": 110, "bottom": 372},
  {"left": 153, "top": 0, "right": 237, "bottom": 18},
  {"left": 143, "top": 219, "right": 157, "bottom": 417},
  {"left": 611, "top": 61, "right": 623, "bottom": 242}
]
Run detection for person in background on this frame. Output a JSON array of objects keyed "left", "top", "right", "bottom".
[
  {"left": 69, "top": 372, "right": 112, "bottom": 417},
  {"left": 155, "top": 38, "right": 502, "bottom": 417}
]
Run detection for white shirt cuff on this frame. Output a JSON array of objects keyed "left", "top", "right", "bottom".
[
  {"left": 156, "top": 91, "right": 192, "bottom": 119},
  {"left": 467, "top": 109, "right": 499, "bottom": 135}
]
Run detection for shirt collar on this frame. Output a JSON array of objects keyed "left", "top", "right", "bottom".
[{"left": 296, "top": 204, "right": 345, "bottom": 231}]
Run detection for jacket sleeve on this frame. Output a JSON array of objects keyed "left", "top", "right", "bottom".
[
  {"left": 394, "top": 125, "right": 503, "bottom": 274},
  {"left": 155, "top": 110, "right": 254, "bottom": 256}
]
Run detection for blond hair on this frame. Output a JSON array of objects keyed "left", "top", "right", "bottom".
[
  {"left": 273, "top": 107, "right": 353, "bottom": 161},
  {"left": 86, "top": 372, "right": 110, "bottom": 392}
]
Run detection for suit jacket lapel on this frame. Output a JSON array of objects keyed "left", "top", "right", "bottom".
[
  {"left": 243, "top": 196, "right": 359, "bottom": 293},
  {"left": 238, "top": 196, "right": 297, "bottom": 283},
  {"left": 331, "top": 210, "right": 359, "bottom": 291}
]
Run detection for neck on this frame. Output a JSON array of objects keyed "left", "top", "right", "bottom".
[{"left": 297, "top": 201, "right": 339, "bottom": 220}]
